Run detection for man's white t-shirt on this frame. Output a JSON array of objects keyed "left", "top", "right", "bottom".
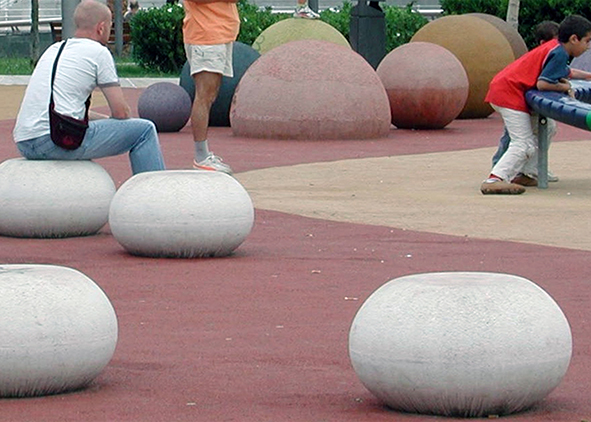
[{"left": 13, "top": 38, "right": 120, "bottom": 143}]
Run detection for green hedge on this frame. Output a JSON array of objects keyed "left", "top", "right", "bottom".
[
  {"left": 129, "top": 0, "right": 428, "bottom": 74},
  {"left": 130, "top": 3, "right": 186, "bottom": 74},
  {"left": 384, "top": 4, "right": 429, "bottom": 52},
  {"left": 441, "top": 0, "right": 591, "bottom": 49}
]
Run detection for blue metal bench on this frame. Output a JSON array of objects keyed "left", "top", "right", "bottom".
[{"left": 526, "top": 80, "right": 591, "bottom": 188}]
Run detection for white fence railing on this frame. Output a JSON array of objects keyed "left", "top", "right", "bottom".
[
  {"left": 0, "top": 0, "right": 61, "bottom": 21},
  {"left": 0, "top": 0, "right": 441, "bottom": 26}
]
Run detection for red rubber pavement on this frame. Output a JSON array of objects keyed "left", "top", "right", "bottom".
[{"left": 0, "top": 88, "right": 590, "bottom": 421}]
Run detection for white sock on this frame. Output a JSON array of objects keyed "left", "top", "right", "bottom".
[{"left": 194, "top": 140, "right": 209, "bottom": 162}]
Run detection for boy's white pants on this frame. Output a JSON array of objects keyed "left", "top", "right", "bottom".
[{"left": 490, "top": 104, "right": 556, "bottom": 182}]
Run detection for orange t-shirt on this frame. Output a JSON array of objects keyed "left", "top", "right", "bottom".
[{"left": 183, "top": 1, "right": 240, "bottom": 45}]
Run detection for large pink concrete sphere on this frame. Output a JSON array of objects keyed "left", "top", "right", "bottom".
[
  {"left": 411, "top": 14, "right": 515, "bottom": 119},
  {"left": 230, "top": 40, "right": 391, "bottom": 140},
  {"left": 377, "top": 42, "right": 469, "bottom": 129}
]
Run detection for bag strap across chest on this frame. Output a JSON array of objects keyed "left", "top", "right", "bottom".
[{"left": 50, "top": 40, "right": 91, "bottom": 119}]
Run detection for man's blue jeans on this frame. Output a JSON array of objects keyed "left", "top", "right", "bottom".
[{"left": 17, "top": 118, "right": 166, "bottom": 174}]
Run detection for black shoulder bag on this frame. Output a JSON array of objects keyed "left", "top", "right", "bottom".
[{"left": 49, "top": 40, "right": 91, "bottom": 150}]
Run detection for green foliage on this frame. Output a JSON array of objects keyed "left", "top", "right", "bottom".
[
  {"left": 319, "top": 2, "right": 352, "bottom": 40},
  {"left": 0, "top": 56, "right": 177, "bottom": 77},
  {"left": 441, "top": 0, "right": 591, "bottom": 49},
  {"left": 237, "top": 0, "right": 290, "bottom": 45},
  {"left": 440, "top": 0, "right": 503, "bottom": 16},
  {"left": 116, "top": 58, "right": 178, "bottom": 77},
  {"left": 130, "top": 3, "right": 186, "bottom": 74},
  {"left": 518, "top": 0, "right": 591, "bottom": 47},
  {"left": 0, "top": 57, "right": 34, "bottom": 75},
  {"left": 383, "top": 3, "right": 429, "bottom": 52}
]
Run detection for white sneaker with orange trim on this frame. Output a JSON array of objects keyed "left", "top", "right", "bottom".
[
  {"left": 293, "top": 5, "right": 320, "bottom": 18},
  {"left": 192, "top": 153, "right": 233, "bottom": 175}
]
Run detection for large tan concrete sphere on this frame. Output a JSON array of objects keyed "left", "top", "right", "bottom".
[
  {"left": 469, "top": 13, "right": 527, "bottom": 60},
  {"left": 377, "top": 42, "right": 469, "bottom": 129},
  {"left": 411, "top": 14, "right": 515, "bottom": 119},
  {"left": 231, "top": 40, "right": 391, "bottom": 140},
  {"left": 252, "top": 18, "right": 350, "bottom": 55},
  {"left": 349, "top": 272, "right": 572, "bottom": 417}
]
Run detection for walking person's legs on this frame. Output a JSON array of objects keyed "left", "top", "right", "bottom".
[{"left": 185, "top": 43, "right": 233, "bottom": 174}]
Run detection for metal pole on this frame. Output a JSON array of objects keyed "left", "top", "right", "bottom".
[
  {"left": 537, "top": 115, "right": 548, "bottom": 189},
  {"left": 114, "top": 0, "right": 123, "bottom": 56},
  {"left": 308, "top": 0, "right": 318, "bottom": 13},
  {"left": 505, "top": 0, "right": 520, "bottom": 31},
  {"left": 61, "top": 0, "right": 79, "bottom": 40},
  {"left": 31, "top": 0, "right": 40, "bottom": 64}
]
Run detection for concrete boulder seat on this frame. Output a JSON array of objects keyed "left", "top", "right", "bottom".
[
  {"left": 252, "top": 18, "right": 350, "bottom": 55},
  {"left": 411, "top": 14, "right": 522, "bottom": 118},
  {"left": 0, "top": 264, "right": 118, "bottom": 397},
  {"left": 349, "top": 272, "right": 572, "bottom": 417},
  {"left": 377, "top": 41, "right": 469, "bottom": 129},
  {"left": 230, "top": 39, "right": 391, "bottom": 140},
  {"left": 109, "top": 170, "right": 255, "bottom": 258},
  {"left": 0, "top": 158, "right": 115, "bottom": 238}
]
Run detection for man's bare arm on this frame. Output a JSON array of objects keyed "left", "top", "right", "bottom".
[{"left": 101, "top": 85, "right": 131, "bottom": 119}]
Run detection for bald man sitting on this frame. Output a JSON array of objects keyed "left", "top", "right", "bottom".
[{"left": 13, "top": 0, "right": 165, "bottom": 175}]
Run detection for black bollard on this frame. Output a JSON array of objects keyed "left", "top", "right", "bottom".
[{"left": 349, "top": 0, "right": 386, "bottom": 69}]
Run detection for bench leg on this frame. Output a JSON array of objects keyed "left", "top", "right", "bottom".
[{"left": 537, "top": 115, "right": 549, "bottom": 189}]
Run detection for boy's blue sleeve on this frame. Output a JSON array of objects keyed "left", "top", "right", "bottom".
[{"left": 538, "top": 47, "right": 571, "bottom": 84}]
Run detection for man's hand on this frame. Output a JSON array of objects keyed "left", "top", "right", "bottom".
[{"left": 89, "top": 110, "right": 110, "bottom": 120}]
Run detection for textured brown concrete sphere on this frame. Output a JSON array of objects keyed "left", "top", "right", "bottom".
[
  {"left": 252, "top": 18, "right": 350, "bottom": 54},
  {"left": 411, "top": 15, "right": 515, "bottom": 119},
  {"left": 469, "top": 13, "right": 528, "bottom": 60},
  {"left": 231, "top": 40, "right": 391, "bottom": 140},
  {"left": 377, "top": 42, "right": 469, "bottom": 129}
]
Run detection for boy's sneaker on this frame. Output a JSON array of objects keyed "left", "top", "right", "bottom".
[
  {"left": 193, "top": 153, "right": 233, "bottom": 175},
  {"left": 480, "top": 179, "right": 525, "bottom": 195},
  {"left": 515, "top": 172, "right": 559, "bottom": 184},
  {"left": 511, "top": 173, "right": 537, "bottom": 187},
  {"left": 293, "top": 5, "right": 320, "bottom": 18}
]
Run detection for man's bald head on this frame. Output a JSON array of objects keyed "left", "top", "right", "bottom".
[{"left": 74, "top": 0, "right": 111, "bottom": 31}]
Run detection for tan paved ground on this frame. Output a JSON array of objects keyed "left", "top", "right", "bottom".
[
  {"left": 3, "top": 85, "right": 107, "bottom": 120},
  {"left": 238, "top": 141, "right": 591, "bottom": 251}
]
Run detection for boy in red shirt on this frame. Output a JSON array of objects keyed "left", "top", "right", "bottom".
[
  {"left": 481, "top": 15, "right": 591, "bottom": 194},
  {"left": 491, "top": 21, "right": 559, "bottom": 170}
]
